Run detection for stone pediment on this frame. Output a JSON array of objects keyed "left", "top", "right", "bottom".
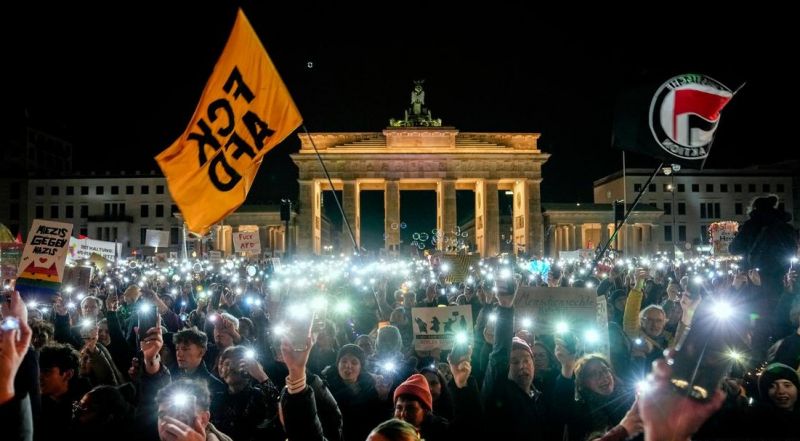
[{"left": 298, "top": 131, "right": 541, "bottom": 153}]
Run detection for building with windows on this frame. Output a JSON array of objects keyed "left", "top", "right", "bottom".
[
  {"left": 25, "top": 171, "right": 181, "bottom": 255},
  {"left": 594, "top": 165, "right": 796, "bottom": 253}
]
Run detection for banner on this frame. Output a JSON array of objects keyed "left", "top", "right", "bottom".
[
  {"left": 69, "top": 237, "right": 118, "bottom": 262},
  {"left": 411, "top": 305, "right": 473, "bottom": 350},
  {"left": 709, "top": 221, "right": 739, "bottom": 256},
  {"left": 209, "top": 250, "right": 222, "bottom": 263},
  {"left": 440, "top": 254, "right": 480, "bottom": 284},
  {"left": 145, "top": 230, "right": 170, "bottom": 248},
  {"left": 613, "top": 73, "right": 733, "bottom": 168},
  {"left": 15, "top": 219, "right": 73, "bottom": 300},
  {"left": 233, "top": 231, "right": 261, "bottom": 253},
  {"left": 155, "top": 9, "right": 302, "bottom": 235}
]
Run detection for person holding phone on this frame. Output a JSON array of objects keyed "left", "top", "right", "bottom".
[
  {"left": 155, "top": 379, "right": 233, "bottom": 441},
  {"left": 480, "top": 277, "right": 551, "bottom": 440}
]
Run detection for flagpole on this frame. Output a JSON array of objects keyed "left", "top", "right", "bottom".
[
  {"left": 700, "top": 82, "right": 746, "bottom": 170},
  {"left": 302, "top": 125, "right": 359, "bottom": 255},
  {"left": 590, "top": 162, "right": 663, "bottom": 273}
]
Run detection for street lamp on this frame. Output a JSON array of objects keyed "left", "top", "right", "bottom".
[{"left": 662, "top": 165, "right": 680, "bottom": 258}]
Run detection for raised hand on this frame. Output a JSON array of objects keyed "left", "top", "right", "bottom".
[
  {"left": 158, "top": 415, "right": 206, "bottom": 441},
  {"left": 447, "top": 346, "right": 473, "bottom": 388},
  {"left": 140, "top": 315, "right": 163, "bottom": 374},
  {"left": 239, "top": 357, "right": 269, "bottom": 383},
  {"left": 0, "top": 291, "right": 32, "bottom": 405}
]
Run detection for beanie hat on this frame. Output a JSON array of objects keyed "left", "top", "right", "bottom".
[
  {"left": 512, "top": 336, "right": 533, "bottom": 358},
  {"left": 337, "top": 344, "right": 366, "bottom": 369},
  {"left": 758, "top": 363, "right": 800, "bottom": 401},
  {"left": 394, "top": 373, "right": 433, "bottom": 411}
]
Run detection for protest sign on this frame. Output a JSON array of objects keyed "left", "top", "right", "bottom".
[{"left": 411, "top": 305, "right": 473, "bottom": 350}]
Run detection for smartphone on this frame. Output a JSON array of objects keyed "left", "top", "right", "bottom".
[
  {"left": 669, "top": 297, "right": 748, "bottom": 401},
  {"left": 137, "top": 302, "right": 159, "bottom": 337},
  {"left": 168, "top": 395, "right": 197, "bottom": 426},
  {"left": 1, "top": 316, "right": 20, "bottom": 331},
  {"left": 287, "top": 311, "right": 314, "bottom": 352}
]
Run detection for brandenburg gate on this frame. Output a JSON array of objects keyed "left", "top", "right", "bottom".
[{"left": 291, "top": 84, "right": 550, "bottom": 256}]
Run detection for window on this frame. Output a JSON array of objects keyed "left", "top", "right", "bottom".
[
  {"left": 734, "top": 184, "right": 742, "bottom": 192},
  {"left": 66, "top": 206, "right": 74, "bottom": 218},
  {"left": 706, "top": 184, "right": 713, "bottom": 192},
  {"left": 81, "top": 186, "right": 89, "bottom": 195},
  {"left": 700, "top": 202, "right": 721, "bottom": 219},
  {"left": 648, "top": 183, "right": 656, "bottom": 192},
  {"left": 156, "top": 185, "right": 165, "bottom": 194},
  {"left": 735, "top": 203, "right": 743, "bottom": 215},
  {"left": 51, "top": 186, "right": 59, "bottom": 196},
  {"left": 96, "top": 186, "right": 104, "bottom": 195},
  {"left": 691, "top": 184, "right": 699, "bottom": 192},
  {"left": 97, "top": 227, "right": 103, "bottom": 240},
  {"left": 156, "top": 204, "right": 164, "bottom": 217},
  {"left": 50, "top": 205, "right": 59, "bottom": 218},
  {"left": 80, "top": 205, "right": 88, "bottom": 218},
  {"left": 35, "top": 206, "right": 44, "bottom": 218},
  {"left": 171, "top": 204, "right": 179, "bottom": 215},
  {"left": 141, "top": 185, "right": 149, "bottom": 195},
  {"left": 112, "top": 227, "right": 118, "bottom": 242},
  {"left": 9, "top": 203, "right": 19, "bottom": 220},
  {"left": 66, "top": 186, "right": 74, "bottom": 196},
  {"left": 763, "top": 184, "right": 771, "bottom": 192},
  {"left": 748, "top": 184, "right": 756, "bottom": 192},
  {"left": 79, "top": 226, "right": 88, "bottom": 237},
  {"left": 678, "top": 225, "right": 686, "bottom": 242},
  {"left": 35, "top": 186, "right": 44, "bottom": 196},
  {"left": 677, "top": 184, "right": 685, "bottom": 192},
  {"left": 700, "top": 225, "right": 709, "bottom": 243},
  {"left": 720, "top": 184, "right": 728, "bottom": 193},
  {"left": 678, "top": 203, "right": 686, "bottom": 215},
  {"left": 126, "top": 185, "right": 134, "bottom": 195},
  {"left": 664, "top": 202, "right": 672, "bottom": 215},
  {"left": 664, "top": 225, "right": 673, "bottom": 242},
  {"left": 104, "top": 203, "right": 111, "bottom": 216},
  {"left": 111, "top": 186, "right": 119, "bottom": 195},
  {"left": 140, "top": 228, "right": 148, "bottom": 245},
  {"left": 141, "top": 205, "right": 149, "bottom": 217},
  {"left": 120, "top": 203, "right": 126, "bottom": 216},
  {"left": 777, "top": 183, "right": 785, "bottom": 192},
  {"left": 634, "top": 183, "right": 642, "bottom": 192},
  {"left": 663, "top": 184, "right": 672, "bottom": 192},
  {"left": 10, "top": 182, "right": 20, "bottom": 199},
  {"left": 171, "top": 227, "right": 180, "bottom": 245}
]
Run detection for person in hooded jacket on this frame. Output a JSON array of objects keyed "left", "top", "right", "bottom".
[{"left": 744, "top": 363, "right": 800, "bottom": 440}]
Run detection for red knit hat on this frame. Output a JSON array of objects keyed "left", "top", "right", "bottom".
[{"left": 393, "top": 373, "right": 433, "bottom": 411}]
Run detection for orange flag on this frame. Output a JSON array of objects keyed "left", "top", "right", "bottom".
[{"left": 156, "top": 9, "right": 302, "bottom": 235}]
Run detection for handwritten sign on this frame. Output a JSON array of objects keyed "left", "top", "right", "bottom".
[
  {"left": 15, "top": 219, "right": 73, "bottom": 300},
  {"left": 710, "top": 221, "right": 739, "bottom": 256},
  {"left": 69, "top": 237, "right": 118, "bottom": 262},
  {"left": 233, "top": 231, "right": 261, "bottom": 253}
]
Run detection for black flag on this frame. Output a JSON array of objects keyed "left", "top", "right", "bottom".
[{"left": 613, "top": 73, "right": 733, "bottom": 168}]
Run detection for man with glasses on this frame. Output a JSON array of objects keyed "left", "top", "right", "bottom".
[{"left": 631, "top": 305, "right": 671, "bottom": 371}]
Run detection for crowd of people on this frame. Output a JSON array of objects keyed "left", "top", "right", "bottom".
[{"left": 1, "top": 196, "right": 798, "bottom": 440}]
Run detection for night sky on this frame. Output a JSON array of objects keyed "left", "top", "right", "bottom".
[{"left": 13, "top": 3, "right": 796, "bottom": 249}]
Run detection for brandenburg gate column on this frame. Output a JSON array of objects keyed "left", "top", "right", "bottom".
[
  {"left": 384, "top": 180, "right": 400, "bottom": 250},
  {"left": 484, "top": 180, "right": 500, "bottom": 256},
  {"left": 297, "top": 180, "right": 322, "bottom": 254},
  {"left": 528, "top": 180, "right": 544, "bottom": 257},
  {"left": 342, "top": 180, "right": 361, "bottom": 251},
  {"left": 474, "top": 180, "right": 486, "bottom": 255},
  {"left": 436, "top": 179, "right": 457, "bottom": 251}
]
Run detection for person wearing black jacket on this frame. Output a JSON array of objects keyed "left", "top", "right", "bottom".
[{"left": 480, "top": 279, "right": 551, "bottom": 440}]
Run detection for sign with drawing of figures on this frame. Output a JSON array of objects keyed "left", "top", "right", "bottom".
[{"left": 411, "top": 305, "right": 473, "bottom": 350}]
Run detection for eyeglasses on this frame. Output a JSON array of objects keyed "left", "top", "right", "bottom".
[{"left": 72, "top": 401, "right": 91, "bottom": 415}]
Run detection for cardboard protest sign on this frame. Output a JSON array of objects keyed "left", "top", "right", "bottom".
[
  {"left": 145, "top": 230, "right": 170, "bottom": 248},
  {"left": 233, "top": 231, "right": 261, "bottom": 253},
  {"left": 15, "top": 219, "right": 73, "bottom": 301},
  {"left": 709, "top": 221, "right": 739, "bottom": 256},
  {"left": 0, "top": 242, "right": 23, "bottom": 280},
  {"left": 411, "top": 305, "right": 473, "bottom": 350},
  {"left": 62, "top": 265, "right": 93, "bottom": 294},
  {"left": 514, "top": 286, "right": 609, "bottom": 357}
]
